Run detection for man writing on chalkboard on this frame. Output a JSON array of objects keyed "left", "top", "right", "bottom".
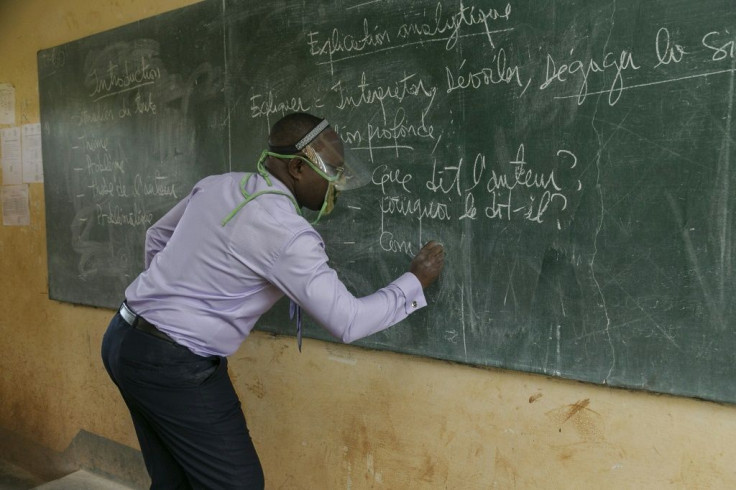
[{"left": 101, "top": 112, "right": 445, "bottom": 489}]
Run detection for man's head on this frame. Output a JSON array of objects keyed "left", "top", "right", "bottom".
[{"left": 264, "top": 113, "right": 345, "bottom": 215}]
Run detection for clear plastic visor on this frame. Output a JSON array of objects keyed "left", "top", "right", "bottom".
[{"left": 302, "top": 130, "right": 370, "bottom": 191}]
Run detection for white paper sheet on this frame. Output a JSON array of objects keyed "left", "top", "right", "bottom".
[
  {"left": 1, "top": 184, "right": 30, "bottom": 226},
  {"left": 22, "top": 123, "right": 43, "bottom": 183},
  {"left": 1, "top": 127, "right": 22, "bottom": 185},
  {"left": 0, "top": 83, "right": 14, "bottom": 125}
]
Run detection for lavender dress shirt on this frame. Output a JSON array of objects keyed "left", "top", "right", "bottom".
[{"left": 125, "top": 172, "right": 426, "bottom": 357}]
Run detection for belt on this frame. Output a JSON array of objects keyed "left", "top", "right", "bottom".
[{"left": 119, "top": 302, "right": 177, "bottom": 345}]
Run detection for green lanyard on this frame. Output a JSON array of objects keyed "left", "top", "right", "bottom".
[
  {"left": 221, "top": 170, "right": 301, "bottom": 227},
  {"left": 220, "top": 167, "right": 306, "bottom": 351}
]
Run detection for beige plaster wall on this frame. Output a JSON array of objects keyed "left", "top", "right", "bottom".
[{"left": 0, "top": 1, "right": 735, "bottom": 488}]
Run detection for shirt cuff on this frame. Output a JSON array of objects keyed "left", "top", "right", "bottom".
[{"left": 392, "top": 272, "right": 427, "bottom": 313}]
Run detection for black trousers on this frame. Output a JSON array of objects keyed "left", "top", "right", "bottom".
[{"left": 101, "top": 312, "right": 264, "bottom": 489}]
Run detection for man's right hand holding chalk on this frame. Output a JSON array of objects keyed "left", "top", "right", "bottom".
[{"left": 410, "top": 241, "right": 445, "bottom": 288}]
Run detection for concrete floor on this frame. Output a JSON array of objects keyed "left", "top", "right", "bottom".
[{"left": 0, "top": 459, "right": 135, "bottom": 490}]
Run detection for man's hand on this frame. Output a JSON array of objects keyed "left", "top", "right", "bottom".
[{"left": 409, "top": 241, "right": 445, "bottom": 288}]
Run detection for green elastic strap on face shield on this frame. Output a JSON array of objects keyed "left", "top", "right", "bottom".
[
  {"left": 221, "top": 151, "right": 302, "bottom": 226},
  {"left": 265, "top": 150, "right": 341, "bottom": 225},
  {"left": 221, "top": 151, "right": 338, "bottom": 226},
  {"left": 313, "top": 180, "right": 338, "bottom": 225}
]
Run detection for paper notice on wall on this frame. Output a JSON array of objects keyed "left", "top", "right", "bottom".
[
  {"left": 0, "top": 84, "right": 14, "bottom": 125},
  {"left": 1, "top": 127, "right": 22, "bottom": 185},
  {"left": 1, "top": 184, "right": 30, "bottom": 226},
  {"left": 22, "top": 123, "right": 43, "bottom": 183}
]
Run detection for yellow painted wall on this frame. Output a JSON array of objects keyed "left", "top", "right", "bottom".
[{"left": 1, "top": 1, "right": 735, "bottom": 488}]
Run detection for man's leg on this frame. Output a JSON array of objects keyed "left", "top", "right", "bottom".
[
  {"left": 103, "top": 316, "right": 264, "bottom": 489},
  {"left": 103, "top": 315, "right": 192, "bottom": 489},
  {"left": 142, "top": 356, "right": 264, "bottom": 489},
  {"left": 124, "top": 395, "right": 194, "bottom": 489}
]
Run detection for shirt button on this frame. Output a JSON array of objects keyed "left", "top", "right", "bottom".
[{"left": 411, "top": 300, "right": 418, "bottom": 308}]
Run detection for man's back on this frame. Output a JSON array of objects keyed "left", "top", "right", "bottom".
[{"left": 125, "top": 172, "right": 315, "bottom": 356}]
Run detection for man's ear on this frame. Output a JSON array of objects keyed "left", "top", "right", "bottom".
[{"left": 287, "top": 158, "right": 303, "bottom": 180}]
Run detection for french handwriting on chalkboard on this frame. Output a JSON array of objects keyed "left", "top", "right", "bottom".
[
  {"left": 41, "top": 1, "right": 225, "bottom": 304},
  {"left": 237, "top": 1, "right": 736, "bottom": 264},
  {"left": 71, "top": 42, "right": 180, "bottom": 233},
  {"left": 229, "top": 0, "right": 736, "bottom": 404}
]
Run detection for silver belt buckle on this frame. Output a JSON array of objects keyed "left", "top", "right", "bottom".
[{"left": 119, "top": 302, "right": 137, "bottom": 325}]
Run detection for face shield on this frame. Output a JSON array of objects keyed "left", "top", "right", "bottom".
[
  {"left": 268, "top": 119, "right": 371, "bottom": 191},
  {"left": 266, "top": 119, "right": 371, "bottom": 223}
]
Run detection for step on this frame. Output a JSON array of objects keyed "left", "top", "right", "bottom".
[{"left": 33, "top": 470, "right": 136, "bottom": 490}]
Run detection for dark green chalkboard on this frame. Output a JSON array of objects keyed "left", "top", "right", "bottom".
[
  {"left": 38, "top": 0, "right": 227, "bottom": 307},
  {"left": 40, "top": 0, "right": 736, "bottom": 404}
]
